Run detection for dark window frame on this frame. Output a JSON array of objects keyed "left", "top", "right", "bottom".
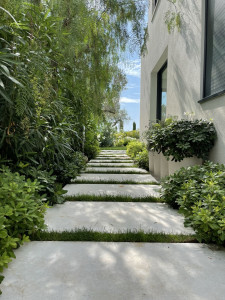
[
  {"left": 199, "top": 0, "right": 225, "bottom": 103},
  {"left": 202, "top": 0, "right": 209, "bottom": 99},
  {"left": 157, "top": 62, "right": 167, "bottom": 121}
]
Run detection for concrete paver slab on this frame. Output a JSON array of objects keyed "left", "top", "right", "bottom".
[
  {"left": 100, "top": 150, "right": 126, "bottom": 153},
  {"left": 73, "top": 173, "right": 158, "bottom": 183},
  {"left": 87, "top": 163, "right": 134, "bottom": 167},
  {"left": 2, "top": 242, "right": 225, "bottom": 300},
  {"left": 45, "top": 202, "right": 194, "bottom": 233},
  {"left": 97, "top": 156, "right": 130, "bottom": 160},
  {"left": 84, "top": 167, "right": 148, "bottom": 173},
  {"left": 89, "top": 160, "right": 134, "bottom": 163},
  {"left": 64, "top": 183, "right": 160, "bottom": 197},
  {"left": 97, "top": 153, "right": 129, "bottom": 157}
]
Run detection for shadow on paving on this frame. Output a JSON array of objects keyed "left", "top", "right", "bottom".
[
  {"left": 1, "top": 242, "right": 225, "bottom": 300},
  {"left": 45, "top": 202, "right": 194, "bottom": 234}
]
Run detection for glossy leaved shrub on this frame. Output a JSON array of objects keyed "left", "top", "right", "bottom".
[
  {"left": 0, "top": 167, "right": 47, "bottom": 277},
  {"left": 145, "top": 119, "right": 217, "bottom": 161},
  {"left": 162, "top": 162, "right": 225, "bottom": 244}
]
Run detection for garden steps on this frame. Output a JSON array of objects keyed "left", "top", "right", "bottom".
[
  {"left": 45, "top": 201, "right": 194, "bottom": 234},
  {"left": 63, "top": 183, "right": 161, "bottom": 197},
  {"left": 73, "top": 173, "right": 158, "bottom": 183},
  {"left": 86, "top": 151, "right": 146, "bottom": 172},
  {"left": 97, "top": 155, "right": 130, "bottom": 158},
  {"left": 2, "top": 149, "right": 225, "bottom": 300},
  {"left": 83, "top": 167, "right": 149, "bottom": 173},
  {"left": 89, "top": 159, "right": 134, "bottom": 163},
  {"left": 47, "top": 150, "right": 189, "bottom": 234},
  {"left": 100, "top": 150, "right": 127, "bottom": 154},
  {"left": 87, "top": 162, "right": 135, "bottom": 167}
]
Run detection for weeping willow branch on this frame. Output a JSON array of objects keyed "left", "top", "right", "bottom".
[{"left": 0, "top": 6, "right": 18, "bottom": 24}]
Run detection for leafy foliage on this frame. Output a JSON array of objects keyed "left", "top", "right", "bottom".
[
  {"left": 134, "top": 148, "right": 149, "bottom": 171},
  {"left": 98, "top": 122, "right": 117, "bottom": 147},
  {"left": 52, "top": 152, "right": 87, "bottom": 185},
  {"left": 161, "top": 162, "right": 225, "bottom": 244},
  {"left": 17, "top": 164, "right": 67, "bottom": 205},
  {"left": 125, "top": 139, "right": 149, "bottom": 170},
  {"left": 126, "top": 140, "right": 145, "bottom": 159},
  {"left": 145, "top": 119, "right": 217, "bottom": 162},
  {"left": 0, "top": 0, "right": 147, "bottom": 171},
  {"left": 114, "top": 130, "right": 139, "bottom": 146},
  {"left": 0, "top": 167, "right": 46, "bottom": 274}
]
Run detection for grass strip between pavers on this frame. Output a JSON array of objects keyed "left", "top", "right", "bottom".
[
  {"left": 71, "top": 180, "right": 159, "bottom": 185},
  {"left": 100, "top": 147, "right": 127, "bottom": 150},
  {"left": 65, "top": 194, "right": 163, "bottom": 202},
  {"left": 83, "top": 170, "right": 147, "bottom": 174},
  {"left": 95, "top": 157, "right": 131, "bottom": 160},
  {"left": 32, "top": 229, "right": 197, "bottom": 243},
  {"left": 90, "top": 160, "right": 133, "bottom": 163},
  {"left": 87, "top": 165, "right": 137, "bottom": 168},
  {"left": 95, "top": 154, "right": 131, "bottom": 159}
]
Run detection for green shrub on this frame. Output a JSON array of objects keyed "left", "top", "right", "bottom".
[
  {"left": 126, "top": 140, "right": 145, "bottom": 159},
  {"left": 84, "top": 129, "right": 100, "bottom": 160},
  {"left": 145, "top": 119, "right": 217, "bottom": 161},
  {"left": 114, "top": 138, "right": 125, "bottom": 147},
  {"left": 98, "top": 122, "right": 116, "bottom": 147},
  {"left": 0, "top": 167, "right": 47, "bottom": 274},
  {"left": 126, "top": 130, "right": 139, "bottom": 139},
  {"left": 135, "top": 148, "right": 149, "bottom": 171},
  {"left": 123, "top": 137, "right": 136, "bottom": 146},
  {"left": 161, "top": 162, "right": 225, "bottom": 244},
  {"left": 114, "top": 130, "right": 139, "bottom": 147},
  {"left": 17, "top": 164, "right": 67, "bottom": 205},
  {"left": 180, "top": 175, "right": 225, "bottom": 244},
  {"left": 51, "top": 152, "right": 86, "bottom": 185},
  {"left": 162, "top": 162, "right": 225, "bottom": 208},
  {"left": 114, "top": 132, "right": 125, "bottom": 147}
]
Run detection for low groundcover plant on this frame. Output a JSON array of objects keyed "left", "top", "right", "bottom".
[
  {"left": 161, "top": 162, "right": 225, "bottom": 245},
  {"left": 0, "top": 167, "right": 47, "bottom": 287}
]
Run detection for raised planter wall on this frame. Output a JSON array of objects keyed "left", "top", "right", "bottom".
[
  {"left": 149, "top": 151, "right": 202, "bottom": 180},
  {"left": 168, "top": 157, "right": 203, "bottom": 175},
  {"left": 153, "top": 152, "right": 161, "bottom": 180},
  {"left": 160, "top": 153, "right": 169, "bottom": 178},
  {"left": 149, "top": 151, "right": 154, "bottom": 174}
]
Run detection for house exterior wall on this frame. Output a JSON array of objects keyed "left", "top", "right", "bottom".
[{"left": 140, "top": 0, "right": 225, "bottom": 164}]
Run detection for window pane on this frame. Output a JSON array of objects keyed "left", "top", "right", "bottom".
[
  {"left": 161, "top": 68, "right": 167, "bottom": 121},
  {"left": 157, "top": 64, "right": 167, "bottom": 121},
  {"left": 205, "top": 0, "right": 225, "bottom": 97}
]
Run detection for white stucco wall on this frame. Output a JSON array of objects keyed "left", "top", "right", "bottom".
[{"left": 140, "top": 0, "right": 225, "bottom": 164}]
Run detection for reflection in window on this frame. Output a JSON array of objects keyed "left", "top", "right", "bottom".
[{"left": 157, "top": 63, "right": 167, "bottom": 121}]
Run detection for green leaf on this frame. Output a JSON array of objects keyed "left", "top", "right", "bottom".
[{"left": 0, "top": 88, "right": 12, "bottom": 104}]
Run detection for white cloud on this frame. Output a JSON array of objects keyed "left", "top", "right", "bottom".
[
  {"left": 119, "top": 59, "right": 141, "bottom": 78},
  {"left": 126, "top": 84, "right": 135, "bottom": 89},
  {"left": 120, "top": 97, "right": 140, "bottom": 103}
]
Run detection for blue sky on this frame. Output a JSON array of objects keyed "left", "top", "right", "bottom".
[{"left": 119, "top": 54, "right": 141, "bottom": 131}]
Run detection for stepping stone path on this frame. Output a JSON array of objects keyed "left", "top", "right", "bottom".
[
  {"left": 84, "top": 167, "right": 149, "bottom": 173},
  {"left": 1, "top": 150, "right": 225, "bottom": 299}
]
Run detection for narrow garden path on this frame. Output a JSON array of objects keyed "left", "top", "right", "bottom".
[{"left": 1, "top": 150, "right": 225, "bottom": 299}]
